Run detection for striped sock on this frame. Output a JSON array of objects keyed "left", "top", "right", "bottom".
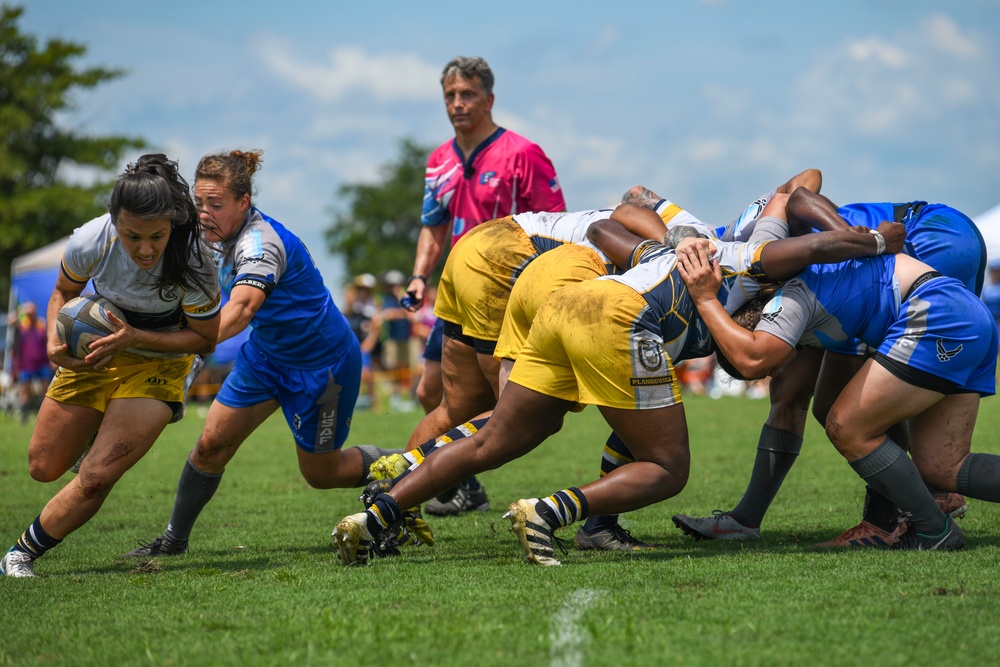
[
  {"left": 415, "top": 417, "right": 490, "bottom": 459},
  {"left": 384, "top": 417, "right": 492, "bottom": 488},
  {"left": 15, "top": 516, "right": 61, "bottom": 559},
  {"left": 366, "top": 494, "right": 402, "bottom": 535},
  {"left": 583, "top": 432, "right": 633, "bottom": 533},
  {"left": 536, "top": 487, "right": 589, "bottom": 530}
]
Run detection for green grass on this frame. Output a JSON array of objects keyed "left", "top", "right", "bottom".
[{"left": 1, "top": 395, "right": 999, "bottom": 666}]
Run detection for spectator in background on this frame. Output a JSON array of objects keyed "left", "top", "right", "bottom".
[
  {"left": 380, "top": 270, "right": 417, "bottom": 412},
  {"left": 675, "top": 355, "right": 714, "bottom": 397},
  {"left": 401, "top": 55, "right": 566, "bottom": 513},
  {"left": 10, "top": 301, "right": 53, "bottom": 424},
  {"left": 410, "top": 285, "right": 438, "bottom": 411},
  {"left": 345, "top": 273, "right": 382, "bottom": 411}
]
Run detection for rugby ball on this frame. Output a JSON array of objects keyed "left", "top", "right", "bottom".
[{"left": 56, "top": 295, "right": 124, "bottom": 358}]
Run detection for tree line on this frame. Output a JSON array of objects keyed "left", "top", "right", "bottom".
[{"left": 1, "top": 4, "right": 427, "bottom": 310}]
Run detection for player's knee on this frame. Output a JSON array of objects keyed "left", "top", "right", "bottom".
[
  {"left": 75, "top": 468, "right": 116, "bottom": 501},
  {"left": 824, "top": 408, "right": 853, "bottom": 451},
  {"left": 300, "top": 469, "right": 337, "bottom": 489},
  {"left": 28, "top": 456, "right": 63, "bottom": 483},
  {"left": 191, "top": 436, "right": 231, "bottom": 470},
  {"left": 769, "top": 366, "right": 813, "bottom": 407},
  {"left": 651, "top": 461, "right": 689, "bottom": 500},
  {"left": 415, "top": 380, "right": 441, "bottom": 412}
]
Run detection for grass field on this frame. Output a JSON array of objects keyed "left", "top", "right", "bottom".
[{"left": 1, "top": 394, "right": 999, "bottom": 666}]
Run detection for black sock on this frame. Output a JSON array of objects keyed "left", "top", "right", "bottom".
[
  {"left": 367, "top": 494, "right": 402, "bottom": 535},
  {"left": 164, "top": 458, "right": 223, "bottom": 545},
  {"left": 956, "top": 453, "right": 1000, "bottom": 502},
  {"left": 850, "top": 437, "right": 945, "bottom": 535},
  {"left": 583, "top": 432, "right": 633, "bottom": 533},
  {"left": 861, "top": 486, "right": 902, "bottom": 532},
  {"left": 730, "top": 425, "right": 802, "bottom": 527},
  {"left": 15, "top": 515, "right": 61, "bottom": 559}
]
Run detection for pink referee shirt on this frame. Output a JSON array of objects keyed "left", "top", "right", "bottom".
[{"left": 421, "top": 128, "right": 566, "bottom": 246}]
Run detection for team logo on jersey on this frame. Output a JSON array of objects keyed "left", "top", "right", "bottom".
[
  {"left": 637, "top": 339, "right": 664, "bottom": 371},
  {"left": 936, "top": 339, "right": 963, "bottom": 362},
  {"left": 760, "top": 305, "right": 782, "bottom": 323},
  {"left": 241, "top": 230, "right": 266, "bottom": 263},
  {"left": 479, "top": 171, "right": 497, "bottom": 186}
]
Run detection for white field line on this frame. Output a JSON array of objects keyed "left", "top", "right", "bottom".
[{"left": 550, "top": 588, "right": 603, "bottom": 667}]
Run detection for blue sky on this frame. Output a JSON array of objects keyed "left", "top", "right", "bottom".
[{"left": 22, "top": 1, "right": 1000, "bottom": 291}]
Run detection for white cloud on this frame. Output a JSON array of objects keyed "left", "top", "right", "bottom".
[
  {"left": 257, "top": 41, "right": 441, "bottom": 102},
  {"left": 924, "top": 13, "right": 980, "bottom": 58},
  {"left": 844, "top": 37, "right": 908, "bottom": 69},
  {"left": 492, "top": 107, "right": 632, "bottom": 207},
  {"left": 787, "top": 12, "right": 992, "bottom": 140}
]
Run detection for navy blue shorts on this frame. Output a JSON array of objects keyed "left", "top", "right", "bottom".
[{"left": 423, "top": 317, "right": 444, "bottom": 362}]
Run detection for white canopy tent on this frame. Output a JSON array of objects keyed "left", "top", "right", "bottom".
[
  {"left": 974, "top": 203, "right": 1000, "bottom": 265},
  {"left": 4, "top": 237, "right": 73, "bottom": 385}
]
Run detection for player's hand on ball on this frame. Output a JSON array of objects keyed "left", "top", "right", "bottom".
[
  {"left": 47, "top": 339, "right": 90, "bottom": 371},
  {"left": 82, "top": 311, "right": 132, "bottom": 370}
]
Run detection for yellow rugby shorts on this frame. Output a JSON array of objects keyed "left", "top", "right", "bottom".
[
  {"left": 510, "top": 279, "right": 682, "bottom": 410},
  {"left": 46, "top": 351, "right": 194, "bottom": 413},
  {"left": 495, "top": 243, "right": 609, "bottom": 361},
  {"left": 434, "top": 216, "right": 537, "bottom": 342}
]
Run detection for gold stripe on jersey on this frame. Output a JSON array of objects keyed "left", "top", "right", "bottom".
[
  {"left": 60, "top": 260, "right": 89, "bottom": 284},
  {"left": 185, "top": 292, "right": 222, "bottom": 318},
  {"left": 657, "top": 203, "right": 685, "bottom": 225}
]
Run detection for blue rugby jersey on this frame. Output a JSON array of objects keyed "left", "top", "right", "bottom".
[{"left": 217, "top": 208, "right": 354, "bottom": 368}]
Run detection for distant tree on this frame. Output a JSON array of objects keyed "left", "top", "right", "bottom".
[
  {"left": 325, "top": 138, "right": 432, "bottom": 282},
  {"left": 0, "top": 5, "right": 144, "bottom": 306}
]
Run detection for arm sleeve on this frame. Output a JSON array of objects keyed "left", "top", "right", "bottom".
[
  {"left": 60, "top": 220, "right": 103, "bottom": 284},
  {"left": 753, "top": 281, "right": 813, "bottom": 348},
  {"left": 515, "top": 143, "right": 566, "bottom": 213},
  {"left": 420, "top": 178, "right": 452, "bottom": 228},
  {"left": 230, "top": 227, "right": 286, "bottom": 298}
]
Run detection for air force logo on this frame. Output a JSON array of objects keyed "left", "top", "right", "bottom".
[
  {"left": 760, "top": 305, "right": 782, "bottom": 323},
  {"left": 936, "top": 339, "right": 962, "bottom": 362}
]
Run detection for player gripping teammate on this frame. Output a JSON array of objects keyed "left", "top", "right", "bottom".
[{"left": 122, "top": 150, "right": 400, "bottom": 559}]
